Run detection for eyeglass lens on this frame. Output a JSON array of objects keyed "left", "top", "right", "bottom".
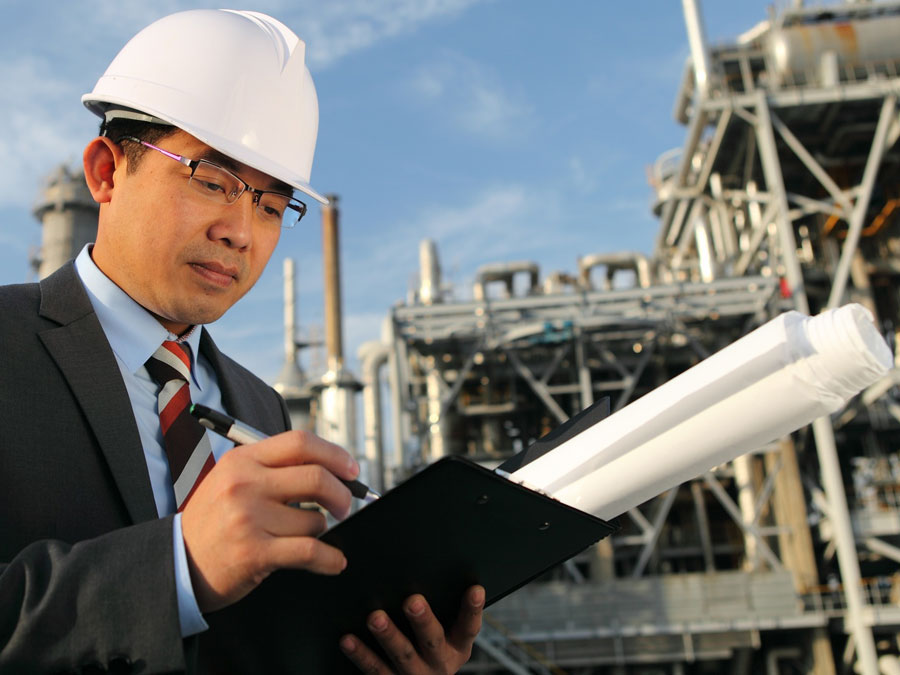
[{"left": 189, "top": 161, "right": 305, "bottom": 228}]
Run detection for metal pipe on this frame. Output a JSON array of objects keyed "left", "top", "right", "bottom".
[
  {"left": 694, "top": 211, "right": 717, "bottom": 282},
  {"left": 358, "top": 340, "right": 391, "bottom": 493},
  {"left": 283, "top": 258, "right": 298, "bottom": 366},
  {"left": 418, "top": 238, "right": 442, "bottom": 305},
  {"left": 578, "top": 251, "right": 652, "bottom": 289},
  {"left": 682, "top": 0, "right": 714, "bottom": 101},
  {"left": 322, "top": 194, "right": 344, "bottom": 370},
  {"left": 473, "top": 261, "right": 540, "bottom": 300},
  {"left": 385, "top": 317, "right": 408, "bottom": 486}
]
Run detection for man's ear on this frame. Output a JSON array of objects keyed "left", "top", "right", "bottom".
[{"left": 83, "top": 136, "right": 126, "bottom": 204}]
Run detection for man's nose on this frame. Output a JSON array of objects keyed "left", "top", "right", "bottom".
[{"left": 212, "top": 190, "right": 255, "bottom": 249}]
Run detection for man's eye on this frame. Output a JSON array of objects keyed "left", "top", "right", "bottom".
[
  {"left": 196, "top": 179, "right": 226, "bottom": 194},
  {"left": 261, "top": 204, "right": 283, "bottom": 219}
]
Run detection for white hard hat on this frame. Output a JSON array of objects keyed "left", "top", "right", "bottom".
[{"left": 83, "top": 9, "right": 326, "bottom": 204}]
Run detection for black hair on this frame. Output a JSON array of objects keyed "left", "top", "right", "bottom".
[{"left": 100, "top": 117, "right": 178, "bottom": 174}]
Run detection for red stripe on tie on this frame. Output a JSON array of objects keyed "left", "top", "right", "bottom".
[
  {"left": 146, "top": 340, "right": 215, "bottom": 513},
  {"left": 159, "top": 385, "right": 191, "bottom": 434},
  {"left": 162, "top": 340, "right": 192, "bottom": 372}
]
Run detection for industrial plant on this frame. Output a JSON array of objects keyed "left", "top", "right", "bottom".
[{"left": 31, "top": 1, "right": 900, "bottom": 673}]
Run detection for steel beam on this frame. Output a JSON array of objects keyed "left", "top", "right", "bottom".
[
  {"left": 703, "top": 472, "right": 783, "bottom": 571},
  {"left": 770, "top": 111, "right": 853, "bottom": 216},
  {"left": 827, "top": 95, "right": 897, "bottom": 309},
  {"left": 691, "top": 480, "right": 716, "bottom": 571},
  {"left": 503, "top": 348, "right": 569, "bottom": 424},
  {"left": 754, "top": 90, "right": 808, "bottom": 310},
  {"left": 864, "top": 537, "right": 900, "bottom": 565},
  {"left": 631, "top": 488, "right": 679, "bottom": 577}
]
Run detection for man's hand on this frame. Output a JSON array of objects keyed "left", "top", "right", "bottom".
[
  {"left": 339, "top": 585, "right": 485, "bottom": 674},
  {"left": 180, "top": 430, "right": 358, "bottom": 613}
]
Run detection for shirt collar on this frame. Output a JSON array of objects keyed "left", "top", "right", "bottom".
[{"left": 74, "top": 245, "right": 204, "bottom": 387}]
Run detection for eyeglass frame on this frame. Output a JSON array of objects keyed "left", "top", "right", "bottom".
[{"left": 117, "top": 136, "right": 307, "bottom": 228}]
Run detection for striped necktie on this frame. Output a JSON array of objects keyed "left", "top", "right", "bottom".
[{"left": 145, "top": 341, "right": 215, "bottom": 512}]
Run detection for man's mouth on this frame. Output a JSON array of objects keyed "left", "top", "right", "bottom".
[{"left": 190, "top": 261, "right": 239, "bottom": 287}]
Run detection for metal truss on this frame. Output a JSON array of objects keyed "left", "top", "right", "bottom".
[{"left": 370, "top": 3, "right": 900, "bottom": 672}]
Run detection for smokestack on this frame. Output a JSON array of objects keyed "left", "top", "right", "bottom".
[
  {"left": 315, "top": 193, "right": 363, "bottom": 476},
  {"left": 418, "top": 239, "right": 442, "bottom": 305},
  {"left": 322, "top": 194, "right": 344, "bottom": 371},
  {"left": 273, "top": 257, "right": 314, "bottom": 432}
]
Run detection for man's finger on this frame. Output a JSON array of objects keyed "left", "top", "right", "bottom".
[
  {"left": 447, "top": 585, "right": 485, "bottom": 650},
  {"left": 402, "top": 594, "right": 447, "bottom": 664},
  {"left": 261, "top": 535, "right": 348, "bottom": 576},
  {"left": 340, "top": 634, "right": 391, "bottom": 674},
  {"left": 247, "top": 430, "right": 359, "bottom": 480},
  {"left": 257, "top": 501, "right": 329, "bottom": 538},
  {"left": 259, "top": 463, "right": 353, "bottom": 519},
  {"left": 365, "top": 609, "right": 424, "bottom": 672}
]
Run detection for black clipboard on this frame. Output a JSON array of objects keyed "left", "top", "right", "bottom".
[{"left": 201, "top": 455, "right": 616, "bottom": 674}]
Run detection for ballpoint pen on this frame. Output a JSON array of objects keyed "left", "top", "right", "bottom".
[{"left": 190, "top": 403, "right": 381, "bottom": 504}]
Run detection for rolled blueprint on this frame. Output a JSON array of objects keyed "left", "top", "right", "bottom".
[{"left": 511, "top": 303, "right": 893, "bottom": 521}]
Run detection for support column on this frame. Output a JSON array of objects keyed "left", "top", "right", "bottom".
[
  {"left": 575, "top": 331, "right": 615, "bottom": 581},
  {"left": 755, "top": 89, "right": 878, "bottom": 675},
  {"left": 767, "top": 439, "right": 836, "bottom": 675},
  {"left": 734, "top": 455, "right": 760, "bottom": 571}
]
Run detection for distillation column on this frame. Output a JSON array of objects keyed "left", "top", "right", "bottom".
[{"left": 32, "top": 165, "right": 98, "bottom": 278}]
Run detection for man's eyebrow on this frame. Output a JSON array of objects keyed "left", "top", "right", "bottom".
[{"left": 197, "top": 148, "right": 295, "bottom": 195}]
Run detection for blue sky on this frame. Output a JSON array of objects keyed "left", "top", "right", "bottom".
[{"left": 1, "top": 1, "right": 780, "bottom": 383}]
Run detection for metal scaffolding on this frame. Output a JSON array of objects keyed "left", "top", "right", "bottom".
[{"left": 358, "top": 1, "right": 900, "bottom": 672}]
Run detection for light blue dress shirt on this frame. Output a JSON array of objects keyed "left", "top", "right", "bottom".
[{"left": 74, "top": 245, "right": 234, "bottom": 637}]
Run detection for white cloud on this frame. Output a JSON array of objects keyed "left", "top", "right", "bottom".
[
  {"left": 298, "top": 0, "right": 487, "bottom": 69},
  {"left": 347, "top": 183, "right": 562, "bottom": 307},
  {"left": 0, "top": 0, "right": 492, "bottom": 209},
  {"left": 409, "top": 52, "right": 534, "bottom": 141},
  {"left": 0, "top": 56, "right": 92, "bottom": 207}
]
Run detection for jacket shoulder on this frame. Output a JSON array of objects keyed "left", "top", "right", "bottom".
[{"left": 0, "top": 281, "right": 45, "bottom": 336}]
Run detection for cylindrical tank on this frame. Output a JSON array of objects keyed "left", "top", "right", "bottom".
[{"left": 768, "top": 10, "right": 900, "bottom": 86}]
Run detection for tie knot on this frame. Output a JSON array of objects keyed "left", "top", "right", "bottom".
[{"left": 145, "top": 340, "right": 192, "bottom": 386}]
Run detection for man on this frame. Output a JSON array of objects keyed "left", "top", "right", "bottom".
[{"left": 0, "top": 9, "right": 482, "bottom": 674}]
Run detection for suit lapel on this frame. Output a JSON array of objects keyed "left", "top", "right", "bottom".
[
  {"left": 199, "top": 329, "right": 287, "bottom": 435},
  {"left": 200, "top": 330, "right": 253, "bottom": 422},
  {"left": 37, "top": 263, "right": 158, "bottom": 523}
]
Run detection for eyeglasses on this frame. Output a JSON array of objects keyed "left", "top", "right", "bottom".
[{"left": 118, "top": 136, "right": 307, "bottom": 229}]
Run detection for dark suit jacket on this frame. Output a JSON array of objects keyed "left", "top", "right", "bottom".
[{"left": 0, "top": 262, "right": 290, "bottom": 674}]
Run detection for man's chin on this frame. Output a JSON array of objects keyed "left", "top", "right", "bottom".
[{"left": 150, "top": 306, "right": 228, "bottom": 333}]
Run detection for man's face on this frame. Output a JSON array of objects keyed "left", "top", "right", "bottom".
[{"left": 90, "top": 130, "right": 283, "bottom": 334}]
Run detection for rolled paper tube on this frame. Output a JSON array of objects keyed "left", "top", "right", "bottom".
[{"left": 511, "top": 304, "right": 893, "bottom": 521}]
